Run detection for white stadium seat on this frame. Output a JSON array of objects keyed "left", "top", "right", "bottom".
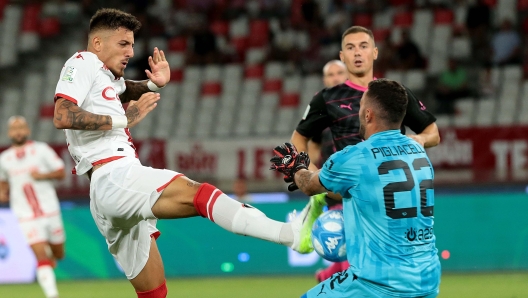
[
  {"left": 403, "top": 70, "right": 426, "bottom": 91},
  {"left": 496, "top": 82, "right": 520, "bottom": 125},
  {"left": 475, "top": 98, "right": 496, "bottom": 127},
  {"left": 495, "top": 0, "right": 517, "bottom": 27},
  {"left": 451, "top": 37, "right": 471, "bottom": 60},
  {"left": 453, "top": 98, "right": 475, "bottom": 127},
  {"left": 254, "top": 94, "right": 278, "bottom": 136},
  {"left": 264, "top": 62, "right": 284, "bottom": 79},
  {"left": 517, "top": 82, "right": 528, "bottom": 124},
  {"left": 154, "top": 83, "right": 179, "bottom": 139},
  {"left": 0, "top": 6, "right": 22, "bottom": 67}
]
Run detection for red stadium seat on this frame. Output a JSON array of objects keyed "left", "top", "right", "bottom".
[
  {"left": 210, "top": 20, "right": 229, "bottom": 36},
  {"left": 168, "top": 37, "right": 187, "bottom": 52},
  {"left": 482, "top": 0, "right": 496, "bottom": 6},
  {"left": 280, "top": 93, "right": 300, "bottom": 107},
  {"left": 373, "top": 70, "right": 385, "bottom": 80},
  {"left": 21, "top": 4, "right": 41, "bottom": 33},
  {"left": 263, "top": 79, "right": 282, "bottom": 93},
  {"left": 39, "top": 104, "right": 55, "bottom": 119},
  {"left": 202, "top": 82, "right": 222, "bottom": 95},
  {"left": 519, "top": 0, "right": 528, "bottom": 11},
  {"left": 173, "top": 0, "right": 188, "bottom": 8},
  {"left": 434, "top": 9, "right": 454, "bottom": 25},
  {"left": 248, "top": 20, "right": 269, "bottom": 48},
  {"left": 372, "top": 29, "right": 390, "bottom": 42},
  {"left": 388, "top": 0, "right": 413, "bottom": 6},
  {"left": 39, "top": 17, "right": 60, "bottom": 37},
  {"left": 0, "top": 0, "right": 8, "bottom": 20},
  {"left": 290, "top": 0, "right": 304, "bottom": 26},
  {"left": 231, "top": 36, "right": 248, "bottom": 53},
  {"left": 170, "top": 69, "right": 184, "bottom": 82},
  {"left": 523, "top": 62, "right": 528, "bottom": 79},
  {"left": 393, "top": 11, "right": 413, "bottom": 27},
  {"left": 245, "top": 64, "right": 264, "bottom": 78},
  {"left": 353, "top": 13, "right": 373, "bottom": 27}
]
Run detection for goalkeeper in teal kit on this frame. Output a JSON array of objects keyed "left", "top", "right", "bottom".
[{"left": 270, "top": 79, "right": 441, "bottom": 297}]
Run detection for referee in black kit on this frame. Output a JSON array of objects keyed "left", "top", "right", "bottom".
[{"left": 289, "top": 26, "right": 440, "bottom": 222}]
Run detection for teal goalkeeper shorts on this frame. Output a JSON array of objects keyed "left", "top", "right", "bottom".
[{"left": 301, "top": 269, "right": 439, "bottom": 298}]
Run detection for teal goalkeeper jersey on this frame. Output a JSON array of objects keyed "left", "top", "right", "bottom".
[{"left": 319, "top": 130, "right": 441, "bottom": 297}]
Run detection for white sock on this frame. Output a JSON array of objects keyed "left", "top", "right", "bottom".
[
  {"left": 37, "top": 265, "right": 59, "bottom": 298},
  {"left": 211, "top": 193, "right": 294, "bottom": 246}
]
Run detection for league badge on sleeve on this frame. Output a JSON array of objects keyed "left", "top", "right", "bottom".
[{"left": 61, "top": 66, "right": 77, "bottom": 83}]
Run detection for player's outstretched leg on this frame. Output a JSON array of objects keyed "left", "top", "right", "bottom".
[{"left": 153, "top": 177, "right": 301, "bottom": 248}]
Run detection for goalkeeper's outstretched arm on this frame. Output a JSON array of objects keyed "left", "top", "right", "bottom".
[{"left": 293, "top": 169, "right": 326, "bottom": 196}]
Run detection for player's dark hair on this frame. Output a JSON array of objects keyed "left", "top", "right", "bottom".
[
  {"left": 89, "top": 8, "right": 141, "bottom": 34},
  {"left": 366, "top": 79, "right": 408, "bottom": 125},
  {"left": 341, "top": 26, "right": 375, "bottom": 44}
]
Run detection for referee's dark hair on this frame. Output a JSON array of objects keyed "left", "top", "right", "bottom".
[
  {"left": 366, "top": 79, "right": 408, "bottom": 125},
  {"left": 89, "top": 8, "right": 141, "bottom": 34},
  {"left": 341, "top": 26, "right": 375, "bottom": 44}
]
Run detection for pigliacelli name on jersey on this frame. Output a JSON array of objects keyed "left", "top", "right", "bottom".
[{"left": 370, "top": 144, "right": 425, "bottom": 159}]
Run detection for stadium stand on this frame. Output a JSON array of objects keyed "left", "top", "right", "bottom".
[{"left": 0, "top": 0, "right": 527, "bottom": 145}]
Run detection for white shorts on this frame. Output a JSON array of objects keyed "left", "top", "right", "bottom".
[
  {"left": 89, "top": 157, "right": 181, "bottom": 280},
  {"left": 18, "top": 213, "right": 65, "bottom": 246}
]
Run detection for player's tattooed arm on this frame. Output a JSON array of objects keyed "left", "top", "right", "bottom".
[
  {"left": 53, "top": 98, "right": 112, "bottom": 130},
  {"left": 120, "top": 80, "right": 150, "bottom": 103},
  {"left": 294, "top": 169, "right": 326, "bottom": 196}
]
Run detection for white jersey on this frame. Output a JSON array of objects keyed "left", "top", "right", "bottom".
[
  {"left": 54, "top": 51, "right": 137, "bottom": 175},
  {"left": 0, "top": 141, "right": 64, "bottom": 220}
]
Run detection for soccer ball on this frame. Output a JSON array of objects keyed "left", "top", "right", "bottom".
[{"left": 311, "top": 209, "right": 347, "bottom": 262}]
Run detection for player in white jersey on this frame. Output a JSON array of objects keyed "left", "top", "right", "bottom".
[
  {"left": 52, "top": 8, "right": 319, "bottom": 298},
  {"left": 0, "top": 116, "right": 65, "bottom": 298}
]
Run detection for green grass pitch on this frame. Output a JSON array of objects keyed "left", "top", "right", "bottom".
[{"left": 1, "top": 273, "right": 527, "bottom": 297}]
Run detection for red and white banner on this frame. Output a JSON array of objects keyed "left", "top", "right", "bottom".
[
  {"left": 428, "top": 126, "right": 528, "bottom": 183},
  {"left": 3, "top": 126, "right": 528, "bottom": 198}
]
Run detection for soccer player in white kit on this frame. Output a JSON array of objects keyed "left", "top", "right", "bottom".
[
  {"left": 52, "top": 8, "right": 319, "bottom": 298},
  {"left": 0, "top": 116, "right": 66, "bottom": 298}
]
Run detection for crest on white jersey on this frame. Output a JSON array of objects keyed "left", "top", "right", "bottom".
[{"left": 61, "top": 66, "right": 77, "bottom": 83}]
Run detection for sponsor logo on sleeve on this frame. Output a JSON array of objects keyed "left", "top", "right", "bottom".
[{"left": 61, "top": 66, "right": 77, "bottom": 83}]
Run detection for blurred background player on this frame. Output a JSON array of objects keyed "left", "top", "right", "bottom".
[
  {"left": 0, "top": 116, "right": 66, "bottom": 298},
  {"left": 271, "top": 79, "right": 440, "bottom": 298},
  {"left": 305, "top": 60, "right": 349, "bottom": 282}
]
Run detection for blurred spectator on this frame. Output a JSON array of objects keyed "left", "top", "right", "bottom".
[
  {"left": 435, "top": 58, "right": 471, "bottom": 114},
  {"left": 491, "top": 19, "right": 521, "bottom": 66},
  {"left": 301, "top": 0, "right": 321, "bottom": 24},
  {"left": 188, "top": 21, "right": 219, "bottom": 65},
  {"left": 465, "top": 0, "right": 491, "bottom": 65},
  {"left": 376, "top": 35, "right": 398, "bottom": 74},
  {"left": 232, "top": 178, "right": 253, "bottom": 203},
  {"left": 325, "top": 0, "right": 351, "bottom": 39},
  {"left": 396, "top": 30, "right": 425, "bottom": 70},
  {"left": 465, "top": 0, "right": 491, "bottom": 30}
]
